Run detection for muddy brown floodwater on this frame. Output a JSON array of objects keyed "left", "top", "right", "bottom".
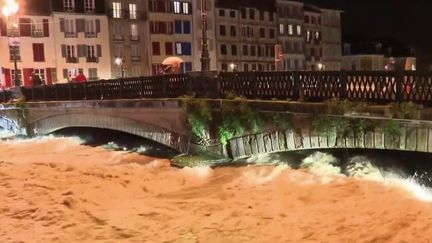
[{"left": 1, "top": 137, "right": 432, "bottom": 242}]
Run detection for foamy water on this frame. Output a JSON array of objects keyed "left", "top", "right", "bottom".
[{"left": 1, "top": 136, "right": 432, "bottom": 242}]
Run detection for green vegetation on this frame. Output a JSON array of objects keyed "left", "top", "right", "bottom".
[
  {"left": 324, "top": 98, "right": 368, "bottom": 115},
  {"left": 171, "top": 154, "right": 228, "bottom": 168},
  {"left": 389, "top": 102, "right": 422, "bottom": 119},
  {"left": 181, "top": 94, "right": 212, "bottom": 144}
]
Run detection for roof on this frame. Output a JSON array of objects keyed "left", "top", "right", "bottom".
[{"left": 216, "top": 0, "right": 276, "bottom": 11}]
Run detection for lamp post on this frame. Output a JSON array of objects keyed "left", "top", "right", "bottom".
[
  {"left": 200, "top": 0, "right": 210, "bottom": 71},
  {"left": 114, "top": 57, "right": 124, "bottom": 78},
  {"left": 2, "top": 0, "right": 20, "bottom": 86}
]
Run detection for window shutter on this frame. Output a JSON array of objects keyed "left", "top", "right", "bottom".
[
  {"left": 43, "top": 19, "right": 49, "bottom": 37},
  {"left": 61, "top": 45, "right": 66, "bottom": 57},
  {"left": 174, "top": 20, "right": 182, "bottom": 34},
  {"left": 63, "top": 69, "right": 68, "bottom": 79},
  {"left": 33, "top": 43, "right": 45, "bottom": 62},
  {"left": 183, "top": 21, "right": 190, "bottom": 34},
  {"left": 0, "top": 18, "right": 7, "bottom": 36},
  {"left": 76, "top": 19, "right": 85, "bottom": 32},
  {"left": 165, "top": 42, "right": 173, "bottom": 55},
  {"left": 95, "top": 19, "right": 100, "bottom": 33},
  {"left": 60, "top": 18, "right": 65, "bottom": 32},
  {"left": 23, "top": 68, "right": 33, "bottom": 86},
  {"left": 77, "top": 45, "right": 86, "bottom": 57},
  {"left": 97, "top": 45, "right": 102, "bottom": 57},
  {"left": 46, "top": 68, "right": 52, "bottom": 85},
  {"left": 3, "top": 69, "right": 11, "bottom": 87}
]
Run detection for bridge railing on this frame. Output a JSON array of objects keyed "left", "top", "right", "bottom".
[{"left": 2, "top": 71, "right": 432, "bottom": 105}]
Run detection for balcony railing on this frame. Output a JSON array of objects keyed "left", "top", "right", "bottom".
[
  {"left": 65, "top": 32, "right": 77, "bottom": 38},
  {"left": 131, "top": 56, "right": 141, "bottom": 62},
  {"left": 86, "top": 56, "right": 98, "bottom": 63},
  {"left": 66, "top": 57, "right": 78, "bottom": 63},
  {"left": 32, "top": 30, "right": 44, "bottom": 38},
  {"left": 114, "top": 35, "right": 124, "bottom": 41},
  {"left": 130, "top": 35, "right": 139, "bottom": 41},
  {"left": 85, "top": 32, "right": 97, "bottom": 38}
]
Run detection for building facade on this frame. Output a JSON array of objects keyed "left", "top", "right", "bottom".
[
  {"left": 321, "top": 9, "right": 342, "bottom": 70},
  {"left": 105, "top": 0, "right": 150, "bottom": 77}
]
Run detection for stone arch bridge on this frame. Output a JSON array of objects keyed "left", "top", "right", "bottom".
[{"left": 0, "top": 100, "right": 189, "bottom": 152}]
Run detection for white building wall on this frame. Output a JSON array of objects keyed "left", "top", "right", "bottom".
[{"left": 52, "top": 13, "right": 112, "bottom": 83}]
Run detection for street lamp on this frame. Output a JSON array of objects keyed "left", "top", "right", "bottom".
[
  {"left": 2, "top": 0, "right": 20, "bottom": 86},
  {"left": 200, "top": 0, "right": 210, "bottom": 71},
  {"left": 114, "top": 57, "right": 124, "bottom": 78}
]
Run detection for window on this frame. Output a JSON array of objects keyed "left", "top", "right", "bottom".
[
  {"left": 315, "top": 31, "right": 320, "bottom": 40},
  {"left": 86, "top": 45, "right": 96, "bottom": 57},
  {"left": 220, "top": 44, "right": 227, "bottom": 55},
  {"left": 31, "top": 20, "right": 43, "bottom": 37},
  {"left": 241, "top": 8, "right": 246, "bottom": 19},
  {"left": 269, "top": 29, "right": 275, "bottom": 38},
  {"left": 221, "top": 63, "right": 227, "bottom": 71},
  {"left": 288, "top": 24, "right": 293, "bottom": 35},
  {"left": 173, "top": 1, "right": 181, "bottom": 13},
  {"left": 66, "top": 45, "right": 76, "bottom": 58},
  {"left": 219, "top": 9, "right": 225, "bottom": 17},
  {"left": 84, "top": 0, "right": 95, "bottom": 12},
  {"left": 306, "top": 30, "right": 311, "bottom": 42},
  {"left": 243, "top": 64, "right": 248, "bottom": 71},
  {"left": 175, "top": 42, "right": 191, "bottom": 55},
  {"left": 9, "top": 46, "right": 20, "bottom": 61},
  {"left": 260, "top": 28, "right": 265, "bottom": 38},
  {"left": 219, "top": 25, "right": 226, "bottom": 36},
  {"left": 165, "top": 42, "right": 173, "bottom": 55},
  {"left": 131, "top": 45, "right": 140, "bottom": 57},
  {"left": 132, "top": 66, "right": 141, "bottom": 76},
  {"left": 114, "top": 45, "right": 123, "bottom": 57},
  {"left": 64, "top": 0, "right": 74, "bottom": 11},
  {"left": 129, "top": 4, "right": 137, "bottom": 19},
  {"left": 131, "top": 24, "right": 138, "bottom": 40},
  {"left": 85, "top": 19, "right": 95, "bottom": 35},
  {"left": 242, "top": 45, "right": 248, "bottom": 55},
  {"left": 259, "top": 11, "right": 264, "bottom": 21},
  {"left": 176, "top": 42, "right": 182, "bottom": 55},
  {"left": 231, "top": 45, "right": 237, "bottom": 56},
  {"left": 88, "top": 68, "right": 97, "bottom": 80},
  {"left": 305, "top": 16, "right": 309, "bottom": 23},
  {"left": 230, "top": 11, "right": 236, "bottom": 18},
  {"left": 34, "top": 69, "right": 45, "bottom": 83},
  {"left": 32, "top": 43, "right": 45, "bottom": 62},
  {"left": 183, "top": 21, "right": 191, "bottom": 34},
  {"left": 174, "top": 20, "right": 182, "bottom": 33},
  {"left": 112, "top": 2, "right": 121, "bottom": 18},
  {"left": 182, "top": 2, "right": 190, "bottom": 14},
  {"left": 279, "top": 24, "right": 284, "bottom": 34},
  {"left": 152, "top": 42, "right": 160, "bottom": 55},
  {"left": 251, "top": 45, "right": 256, "bottom": 56},
  {"left": 269, "top": 12, "right": 274, "bottom": 21},
  {"left": 296, "top": 25, "right": 301, "bottom": 35},
  {"left": 64, "top": 19, "right": 75, "bottom": 34},
  {"left": 230, "top": 26, "right": 236, "bottom": 37},
  {"left": 11, "top": 69, "right": 22, "bottom": 83},
  {"left": 249, "top": 9, "right": 254, "bottom": 19}
]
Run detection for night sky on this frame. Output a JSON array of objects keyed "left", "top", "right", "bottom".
[{"left": 302, "top": 0, "right": 432, "bottom": 67}]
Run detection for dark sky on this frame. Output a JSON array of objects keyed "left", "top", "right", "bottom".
[{"left": 302, "top": 0, "right": 432, "bottom": 63}]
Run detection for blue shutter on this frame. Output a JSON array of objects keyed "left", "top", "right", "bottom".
[
  {"left": 182, "top": 42, "right": 192, "bottom": 55},
  {"left": 180, "top": 63, "right": 185, "bottom": 73},
  {"left": 174, "top": 20, "right": 182, "bottom": 34},
  {"left": 185, "top": 62, "right": 192, "bottom": 71},
  {"left": 183, "top": 21, "right": 191, "bottom": 34}
]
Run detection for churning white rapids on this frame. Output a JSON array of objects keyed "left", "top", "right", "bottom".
[{"left": 1, "top": 136, "right": 432, "bottom": 242}]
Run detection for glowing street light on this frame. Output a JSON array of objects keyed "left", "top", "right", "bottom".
[
  {"left": 2, "top": 0, "right": 20, "bottom": 86},
  {"left": 114, "top": 57, "right": 125, "bottom": 78}
]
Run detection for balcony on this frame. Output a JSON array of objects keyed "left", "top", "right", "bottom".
[
  {"left": 66, "top": 57, "right": 78, "bottom": 63},
  {"left": 7, "top": 29, "right": 20, "bottom": 37},
  {"left": 130, "top": 35, "right": 139, "bottom": 41},
  {"left": 9, "top": 56, "right": 21, "bottom": 62},
  {"left": 86, "top": 56, "right": 99, "bottom": 63},
  {"left": 85, "top": 32, "right": 97, "bottom": 38},
  {"left": 131, "top": 56, "right": 141, "bottom": 62},
  {"left": 88, "top": 76, "right": 99, "bottom": 81},
  {"left": 32, "top": 30, "right": 44, "bottom": 38},
  {"left": 64, "top": 6, "right": 74, "bottom": 12},
  {"left": 114, "top": 35, "right": 124, "bottom": 41},
  {"left": 65, "top": 32, "right": 77, "bottom": 38}
]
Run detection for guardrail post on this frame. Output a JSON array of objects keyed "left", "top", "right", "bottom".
[
  {"left": 30, "top": 86, "right": 35, "bottom": 101},
  {"left": 55, "top": 84, "right": 59, "bottom": 101},
  {"left": 68, "top": 82, "right": 72, "bottom": 100},
  {"left": 340, "top": 71, "right": 348, "bottom": 100},
  {"left": 395, "top": 70, "right": 404, "bottom": 102},
  {"left": 119, "top": 78, "right": 124, "bottom": 98},
  {"left": 292, "top": 72, "right": 301, "bottom": 100},
  {"left": 42, "top": 85, "right": 47, "bottom": 100},
  {"left": 162, "top": 76, "right": 168, "bottom": 97},
  {"left": 84, "top": 82, "right": 88, "bottom": 100}
]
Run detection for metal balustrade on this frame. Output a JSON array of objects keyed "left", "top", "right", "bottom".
[{"left": 1, "top": 71, "right": 432, "bottom": 105}]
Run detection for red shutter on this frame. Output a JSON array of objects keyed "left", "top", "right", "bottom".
[
  {"left": 46, "top": 68, "right": 52, "bottom": 85},
  {"left": 43, "top": 19, "right": 49, "bottom": 37},
  {"left": 159, "top": 22, "right": 166, "bottom": 34},
  {"left": 19, "top": 18, "right": 31, "bottom": 37},
  {"left": 165, "top": 42, "right": 173, "bottom": 55},
  {"left": 0, "top": 18, "right": 6, "bottom": 36},
  {"left": 3, "top": 69, "right": 11, "bottom": 87},
  {"left": 32, "top": 43, "right": 45, "bottom": 62},
  {"left": 152, "top": 42, "right": 160, "bottom": 55},
  {"left": 23, "top": 68, "right": 33, "bottom": 86}
]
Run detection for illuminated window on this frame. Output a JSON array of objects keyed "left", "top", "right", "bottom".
[
  {"left": 306, "top": 30, "right": 311, "bottom": 42},
  {"left": 279, "top": 24, "right": 284, "bottom": 34},
  {"left": 129, "top": 4, "right": 137, "bottom": 19},
  {"left": 131, "top": 23, "right": 138, "bottom": 40},
  {"left": 173, "top": 1, "right": 181, "bottom": 13},
  {"left": 288, "top": 24, "right": 293, "bottom": 35},
  {"left": 182, "top": 2, "right": 190, "bottom": 14},
  {"left": 296, "top": 25, "right": 301, "bottom": 35},
  {"left": 64, "top": 0, "right": 74, "bottom": 11},
  {"left": 315, "top": 31, "right": 320, "bottom": 40},
  {"left": 112, "top": 2, "right": 121, "bottom": 18},
  {"left": 84, "top": 0, "right": 94, "bottom": 12}
]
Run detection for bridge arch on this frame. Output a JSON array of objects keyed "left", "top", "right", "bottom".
[{"left": 30, "top": 113, "right": 185, "bottom": 151}]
